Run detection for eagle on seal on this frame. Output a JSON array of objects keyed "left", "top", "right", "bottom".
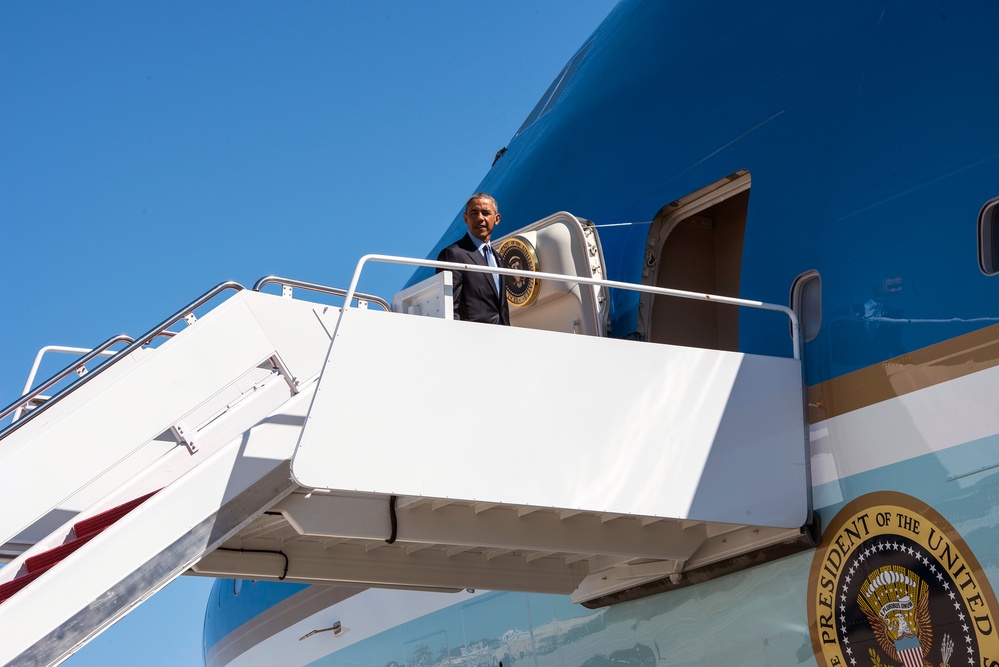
[{"left": 859, "top": 588, "right": 933, "bottom": 667}]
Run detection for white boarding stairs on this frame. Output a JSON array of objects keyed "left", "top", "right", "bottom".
[{"left": 0, "top": 212, "right": 811, "bottom": 667}]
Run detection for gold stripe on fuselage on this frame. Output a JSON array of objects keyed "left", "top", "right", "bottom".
[{"left": 807, "top": 322, "right": 999, "bottom": 423}]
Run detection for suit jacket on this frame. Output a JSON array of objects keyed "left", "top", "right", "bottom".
[{"left": 436, "top": 234, "right": 510, "bottom": 325}]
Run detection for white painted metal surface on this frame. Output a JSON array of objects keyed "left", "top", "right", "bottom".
[
  {"left": 493, "top": 212, "right": 609, "bottom": 336},
  {"left": 0, "top": 393, "right": 306, "bottom": 666},
  {"left": 0, "top": 291, "right": 331, "bottom": 550},
  {"left": 0, "top": 290, "right": 339, "bottom": 665},
  {"left": 0, "top": 260, "right": 810, "bottom": 662},
  {"left": 392, "top": 271, "right": 453, "bottom": 319},
  {"left": 10, "top": 343, "right": 128, "bottom": 423},
  {"left": 292, "top": 307, "right": 807, "bottom": 527}
]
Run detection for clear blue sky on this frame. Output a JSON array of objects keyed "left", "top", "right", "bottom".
[{"left": 0, "top": 2, "right": 618, "bottom": 665}]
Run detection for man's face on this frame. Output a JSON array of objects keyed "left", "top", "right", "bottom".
[{"left": 463, "top": 198, "right": 500, "bottom": 242}]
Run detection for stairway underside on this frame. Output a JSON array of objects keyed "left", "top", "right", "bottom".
[
  {"left": 195, "top": 301, "right": 813, "bottom": 606},
  {"left": 194, "top": 489, "right": 815, "bottom": 606}
]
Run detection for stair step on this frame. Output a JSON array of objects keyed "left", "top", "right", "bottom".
[
  {"left": 73, "top": 490, "right": 158, "bottom": 539},
  {"left": 24, "top": 532, "right": 98, "bottom": 573},
  {"left": 0, "top": 567, "right": 49, "bottom": 604},
  {"left": 0, "top": 490, "right": 160, "bottom": 606}
]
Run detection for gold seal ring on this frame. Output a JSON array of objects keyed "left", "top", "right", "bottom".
[{"left": 498, "top": 236, "right": 541, "bottom": 307}]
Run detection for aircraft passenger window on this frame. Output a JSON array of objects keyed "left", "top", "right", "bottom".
[
  {"left": 979, "top": 199, "right": 999, "bottom": 275},
  {"left": 791, "top": 271, "right": 822, "bottom": 343}
]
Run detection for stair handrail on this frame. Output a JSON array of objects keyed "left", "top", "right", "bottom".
[
  {"left": 338, "top": 250, "right": 802, "bottom": 360},
  {"left": 252, "top": 275, "right": 391, "bottom": 311},
  {"left": 5, "top": 337, "right": 135, "bottom": 425},
  {"left": 0, "top": 281, "right": 245, "bottom": 440}
]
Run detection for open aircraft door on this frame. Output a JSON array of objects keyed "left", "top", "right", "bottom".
[{"left": 492, "top": 212, "right": 610, "bottom": 337}]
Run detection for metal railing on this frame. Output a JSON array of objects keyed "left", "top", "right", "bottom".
[
  {"left": 337, "top": 254, "right": 802, "bottom": 360},
  {"left": 5, "top": 338, "right": 135, "bottom": 424},
  {"left": 1, "top": 274, "right": 391, "bottom": 440},
  {"left": 1, "top": 258, "right": 801, "bottom": 442},
  {"left": 0, "top": 281, "right": 245, "bottom": 440},
  {"left": 252, "top": 276, "right": 391, "bottom": 311}
]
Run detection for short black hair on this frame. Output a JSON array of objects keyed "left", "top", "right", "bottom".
[{"left": 465, "top": 192, "right": 498, "bottom": 213}]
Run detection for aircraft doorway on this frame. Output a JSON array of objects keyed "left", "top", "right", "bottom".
[{"left": 639, "top": 170, "right": 750, "bottom": 351}]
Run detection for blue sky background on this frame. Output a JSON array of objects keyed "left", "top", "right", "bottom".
[{"left": 0, "top": 2, "right": 618, "bottom": 665}]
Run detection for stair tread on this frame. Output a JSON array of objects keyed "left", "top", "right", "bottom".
[
  {"left": 0, "top": 490, "right": 160, "bottom": 606},
  {"left": 25, "top": 532, "right": 98, "bottom": 573},
  {"left": 0, "top": 567, "right": 48, "bottom": 604},
  {"left": 73, "top": 490, "right": 159, "bottom": 538}
]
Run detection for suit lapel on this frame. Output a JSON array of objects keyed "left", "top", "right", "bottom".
[
  {"left": 459, "top": 234, "right": 485, "bottom": 264},
  {"left": 462, "top": 235, "right": 500, "bottom": 297}
]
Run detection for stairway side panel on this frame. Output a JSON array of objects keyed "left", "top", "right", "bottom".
[
  {"left": 292, "top": 309, "right": 805, "bottom": 526},
  {"left": 0, "top": 296, "right": 277, "bottom": 546}
]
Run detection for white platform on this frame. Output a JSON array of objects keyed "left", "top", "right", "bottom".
[
  {"left": 292, "top": 307, "right": 807, "bottom": 528},
  {"left": 0, "top": 281, "right": 810, "bottom": 664}
]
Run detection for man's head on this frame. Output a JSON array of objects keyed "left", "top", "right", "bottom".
[{"left": 463, "top": 193, "right": 501, "bottom": 242}]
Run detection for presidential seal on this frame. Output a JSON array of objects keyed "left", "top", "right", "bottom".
[
  {"left": 807, "top": 492, "right": 999, "bottom": 667},
  {"left": 498, "top": 236, "right": 540, "bottom": 307}
]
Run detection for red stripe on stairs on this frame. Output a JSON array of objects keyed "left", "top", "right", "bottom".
[{"left": 0, "top": 489, "right": 160, "bottom": 605}]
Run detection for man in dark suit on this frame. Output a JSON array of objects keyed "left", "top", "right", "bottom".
[{"left": 436, "top": 193, "right": 510, "bottom": 325}]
